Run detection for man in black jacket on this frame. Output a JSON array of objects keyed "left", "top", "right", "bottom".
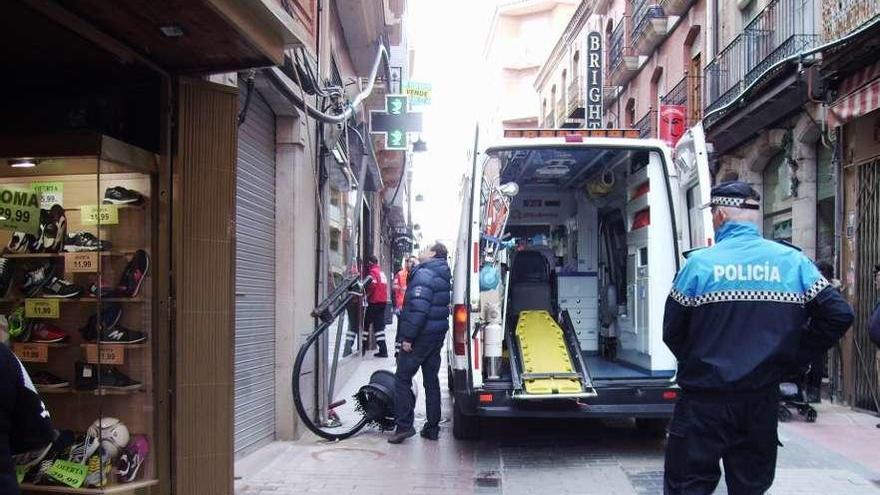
[
  {"left": 388, "top": 242, "right": 452, "bottom": 444},
  {"left": 1, "top": 344, "right": 54, "bottom": 494},
  {"left": 663, "top": 182, "right": 854, "bottom": 494}
]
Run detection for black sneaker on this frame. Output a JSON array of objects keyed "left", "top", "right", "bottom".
[
  {"left": 21, "top": 262, "right": 56, "bottom": 297},
  {"left": 26, "top": 430, "right": 75, "bottom": 484},
  {"left": 118, "top": 250, "right": 150, "bottom": 297},
  {"left": 0, "top": 257, "right": 14, "bottom": 297},
  {"left": 97, "top": 325, "right": 146, "bottom": 345},
  {"left": 103, "top": 186, "right": 144, "bottom": 205},
  {"left": 420, "top": 426, "right": 439, "bottom": 441},
  {"left": 79, "top": 304, "right": 123, "bottom": 342},
  {"left": 42, "top": 276, "right": 83, "bottom": 298},
  {"left": 387, "top": 427, "right": 416, "bottom": 444},
  {"left": 64, "top": 232, "right": 112, "bottom": 252},
  {"left": 31, "top": 371, "right": 70, "bottom": 389},
  {"left": 75, "top": 362, "right": 141, "bottom": 391},
  {"left": 41, "top": 205, "right": 66, "bottom": 253},
  {"left": 7, "top": 232, "right": 35, "bottom": 253}
]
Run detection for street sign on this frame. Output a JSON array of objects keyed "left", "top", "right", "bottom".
[{"left": 369, "top": 94, "right": 424, "bottom": 150}]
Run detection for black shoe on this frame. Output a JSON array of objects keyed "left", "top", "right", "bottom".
[
  {"left": 7, "top": 232, "right": 35, "bottom": 253},
  {"left": 41, "top": 205, "right": 66, "bottom": 253},
  {"left": 25, "top": 430, "right": 75, "bottom": 484},
  {"left": 42, "top": 276, "right": 83, "bottom": 298},
  {"left": 117, "top": 250, "right": 150, "bottom": 297},
  {"left": 420, "top": 426, "right": 439, "bottom": 440},
  {"left": 75, "top": 362, "right": 141, "bottom": 391},
  {"left": 103, "top": 186, "right": 144, "bottom": 205},
  {"left": 21, "top": 262, "right": 56, "bottom": 297},
  {"left": 373, "top": 351, "right": 389, "bottom": 358},
  {"left": 31, "top": 370, "right": 70, "bottom": 389},
  {"left": 79, "top": 304, "right": 123, "bottom": 342},
  {"left": 64, "top": 232, "right": 112, "bottom": 252},
  {"left": 97, "top": 324, "right": 146, "bottom": 345},
  {"left": 0, "top": 257, "right": 14, "bottom": 297},
  {"left": 387, "top": 427, "right": 416, "bottom": 444}
]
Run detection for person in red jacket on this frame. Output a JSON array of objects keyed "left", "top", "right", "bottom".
[
  {"left": 364, "top": 255, "right": 390, "bottom": 357},
  {"left": 392, "top": 257, "right": 417, "bottom": 314}
]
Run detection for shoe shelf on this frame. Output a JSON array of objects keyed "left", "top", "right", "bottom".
[
  {"left": 35, "top": 387, "right": 145, "bottom": 396},
  {"left": 4, "top": 251, "right": 138, "bottom": 259},
  {"left": 0, "top": 298, "right": 149, "bottom": 304},
  {"left": 78, "top": 344, "right": 148, "bottom": 350},
  {"left": 19, "top": 479, "right": 158, "bottom": 494}
]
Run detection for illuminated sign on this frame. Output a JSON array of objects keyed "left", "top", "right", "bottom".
[{"left": 585, "top": 32, "right": 604, "bottom": 129}]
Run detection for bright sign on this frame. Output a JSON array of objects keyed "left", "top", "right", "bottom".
[{"left": 586, "top": 32, "right": 604, "bottom": 129}]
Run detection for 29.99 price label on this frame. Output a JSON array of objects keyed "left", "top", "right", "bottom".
[
  {"left": 80, "top": 204, "right": 119, "bottom": 225},
  {"left": 46, "top": 460, "right": 88, "bottom": 488},
  {"left": 0, "top": 186, "right": 41, "bottom": 234},
  {"left": 25, "top": 299, "right": 60, "bottom": 319}
]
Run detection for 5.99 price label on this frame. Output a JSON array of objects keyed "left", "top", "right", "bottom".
[
  {"left": 80, "top": 204, "right": 119, "bottom": 225},
  {"left": 31, "top": 182, "right": 63, "bottom": 209}
]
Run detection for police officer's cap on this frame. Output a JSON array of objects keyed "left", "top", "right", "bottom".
[{"left": 705, "top": 181, "right": 760, "bottom": 210}]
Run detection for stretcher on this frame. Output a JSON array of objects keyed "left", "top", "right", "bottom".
[{"left": 510, "top": 310, "right": 597, "bottom": 399}]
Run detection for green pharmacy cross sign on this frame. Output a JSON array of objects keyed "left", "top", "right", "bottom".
[{"left": 369, "top": 94, "right": 423, "bottom": 150}]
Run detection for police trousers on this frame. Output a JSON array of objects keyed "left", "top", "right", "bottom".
[{"left": 664, "top": 389, "right": 779, "bottom": 495}]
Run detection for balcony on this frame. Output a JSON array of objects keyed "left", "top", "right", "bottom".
[
  {"left": 704, "top": 0, "right": 818, "bottom": 118},
  {"left": 556, "top": 97, "right": 576, "bottom": 127},
  {"left": 608, "top": 19, "right": 639, "bottom": 87},
  {"left": 543, "top": 111, "right": 555, "bottom": 128},
  {"left": 635, "top": 109, "right": 657, "bottom": 138},
  {"left": 660, "top": 75, "right": 703, "bottom": 127},
  {"left": 567, "top": 75, "right": 585, "bottom": 118},
  {"left": 595, "top": 0, "right": 612, "bottom": 15},
  {"left": 660, "top": 0, "right": 696, "bottom": 16},
  {"left": 632, "top": 0, "right": 668, "bottom": 55}
]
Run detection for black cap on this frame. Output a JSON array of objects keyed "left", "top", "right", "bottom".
[{"left": 706, "top": 181, "right": 761, "bottom": 210}]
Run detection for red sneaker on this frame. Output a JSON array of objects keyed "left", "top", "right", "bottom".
[{"left": 29, "top": 323, "right": 69, "bottom": 343}]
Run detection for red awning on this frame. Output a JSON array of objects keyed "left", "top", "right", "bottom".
[{"left": 828, "top": 61, "right": 880, "bottom": 127}]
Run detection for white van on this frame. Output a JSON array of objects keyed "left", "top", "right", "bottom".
[{"left": 447, "top": 126, "right": 713, "bottom": 439}]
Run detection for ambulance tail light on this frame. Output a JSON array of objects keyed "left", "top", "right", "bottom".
[
  {"left": 632, "top": 208, "right": 651, "bottom": 230},
  {"left": 453, "top": 304, "right": 469, "bottom": 356},
  {"left": 663, "top": 390, "right": 679, "bottom": 400}
]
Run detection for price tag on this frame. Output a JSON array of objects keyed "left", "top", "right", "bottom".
[
  {"left": 25, "top": 299, "right": 60, "bottom": 319},
  {"left": 47, "top": 460, "right": 88, "bottom": 488},
  {"left": 15, "top": 465, "right": 27, "bottom": 484},
  {"left": 65, "top": 252, "right": 100, "bottom": 273},
  {"left": 84, "top": 344, "right": 125, "bottom": 365},
  {"left": 13, "top": 343, "right": 48, "bottom": 363},
  {"left": 80, "top": 204, "right": 119, "bottom": 225},
  {"left": 30, "top": 182, "right": 63, "bottom": 209},
  {"left": 0, "top": 186, "right": 41, "bottom": 234}
]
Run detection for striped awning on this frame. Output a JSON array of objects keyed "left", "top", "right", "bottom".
[{"left": 828, "top": 61, "right": 880, "bottom": 127}]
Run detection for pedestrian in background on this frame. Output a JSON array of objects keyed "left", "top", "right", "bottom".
[
  {"left": 388, "top": 243, "right": 452, "bottom": 444},
  {"left": 662, "top": 181, "right": 854, "bottom": 494},
  {"left": 393, "top": 256, "right": 417, "bottom": 315},
  {"left": 1, "top": 344, "right": 54, "bottom": 495},
  {"left": 364, "top": 255, "right": 390, "bottom": 358}
]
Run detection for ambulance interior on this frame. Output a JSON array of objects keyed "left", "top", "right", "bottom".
[{"left": 479, "top": 146, "right": 676, "bottom": 389}]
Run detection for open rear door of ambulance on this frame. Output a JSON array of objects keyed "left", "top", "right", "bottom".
[{"left": 672, "top": 122, "right": 715, "bottom": 255}]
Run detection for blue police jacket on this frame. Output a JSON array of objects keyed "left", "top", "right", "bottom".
[
  {"left": 663, "top": 221, "right": 854, "bottom": 394},
  {"left": 397, "top": 257, "right": 452, "bottom": 343}
]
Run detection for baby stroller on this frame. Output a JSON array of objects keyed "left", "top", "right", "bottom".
[{"left": 778, "top": 364, "right": 817, "bottom": 423}]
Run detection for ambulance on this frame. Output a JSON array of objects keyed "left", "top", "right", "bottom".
[{"left": 447, "top": 125, "right": 713, "bottom": 439}]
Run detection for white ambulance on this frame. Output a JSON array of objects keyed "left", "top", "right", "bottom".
[{"left": 447, "top": 125, "right": 713, "bottom": 439}]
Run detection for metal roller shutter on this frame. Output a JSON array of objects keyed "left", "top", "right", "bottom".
[{"left": 234, "top": 87, "right": 277, "bottom": 456}]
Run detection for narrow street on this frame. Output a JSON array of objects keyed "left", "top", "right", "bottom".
[{"left": 236, "top": 324, "right": 880, "bottom": 495}]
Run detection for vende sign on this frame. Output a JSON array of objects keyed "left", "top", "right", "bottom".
[{"left": 586, "top": 32, "right": 603, "bottom": 129}]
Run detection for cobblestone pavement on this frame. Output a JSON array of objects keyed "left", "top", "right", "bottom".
[{"left": 236, "top": 324, "right": 880, "bottom": 495}]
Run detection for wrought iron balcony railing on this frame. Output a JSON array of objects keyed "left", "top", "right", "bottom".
[
  {"left": 703, "top": 0, "right": 818, "bottom": 116},
  {"left": 635, "top": 109, "right": 657, "bottom": 138},
  {"left": 567, "top": 75, "right": 584, "bottom": 115},
  {"left": 660, "top": 75, "right": 703, "bottom": 126},
  {"left": 632, "top": 0, "right": 666, "bottom": 46},
  {"left": 608, "top": 20, "right": 628, "bottom": 76}
]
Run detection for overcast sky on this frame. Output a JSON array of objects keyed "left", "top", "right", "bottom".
[{"left": 407, "top": 1, "right": 501, "bottom": 249}]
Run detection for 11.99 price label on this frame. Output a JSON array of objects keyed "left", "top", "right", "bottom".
[
  {"left": 80, "top": 204, "right": 119, "bottom": 225},
  {"left": 25, "top": 299, "right": 60, "bottom": 319},
  {"left": 65, "top": 252, "right": 100, "bottom": 273}
]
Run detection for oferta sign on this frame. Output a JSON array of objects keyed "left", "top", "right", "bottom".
[
  {"left": 0, "top": 186, "right": 41, "bottom": 234},
  {"left": 369, "top": 94, "right": 424, "bottom": 150}
]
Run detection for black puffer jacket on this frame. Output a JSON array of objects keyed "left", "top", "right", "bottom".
[{"left": 397, "top": 257, "right": 452, "bottom": 343}]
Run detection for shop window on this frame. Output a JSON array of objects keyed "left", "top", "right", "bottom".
[
  {"left": 816, "top": 144, "right": 835, "bottom": 264},
  {"left": 763, "top": 151, "right": 793, "bottom": 242}
]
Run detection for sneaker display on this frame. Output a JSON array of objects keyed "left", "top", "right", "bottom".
[
  {"left": 116, "top": 435, "right": 148, "bottom": 483},
  {"left": 41, "top": 205, "right": 67, "bottom": 253},
  {"left": 117, "top": 250, "right": 150, "bottom": 297},
  {"left": 31, "top": 371, "right": 70, "bottom": 389},
  {"left": 79, "top": 304, "right": 123, "bottom": 342},
  {"left": 29, "top": 322, "right": 69, "bottom": 343},
  {"left": 26, "top": 430, "right": 75, "bottom": 484},
  {"left": 96, "top": 325, "right": 146, "bottom": 345},
  {"left": 64, "top": 232, "right": 112, "bottom": 252},
  {"left": 84, "top": 449, "right": 112, "bottom": 488},
  {"left": 13, "top": 442, "right": 53, "bottom": 478},
  {"left": 21, "top": 261, "right": 55, "bottom": 297},
  {"left": 0, "top": 256, "right": 14, "bottom": 298},
  {"left": 8, "top": 306, "right": 28, "bottom": 342},
  {"left": 42, "top": 276, "right": 83, "bottom": 298},
  {"left": 103, "top": 186, "right": 144, "bottom": 206},
  {"left": 7, "top": 232, "right": 35, "bottom": 253},
  {"left": 75, "top": 362, "right": 142, "bottom": 391},
  {"left": 88, "top": 280, "right": 123, "bottom": 299}
]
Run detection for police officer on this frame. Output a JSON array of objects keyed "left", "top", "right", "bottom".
[{"left": 663, "top": 181, "right": 854, "bottom": 494}]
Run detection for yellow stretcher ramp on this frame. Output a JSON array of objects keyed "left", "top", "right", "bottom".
[{"left": 515, "top": 310, "right": 582, "bottom": 395}]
